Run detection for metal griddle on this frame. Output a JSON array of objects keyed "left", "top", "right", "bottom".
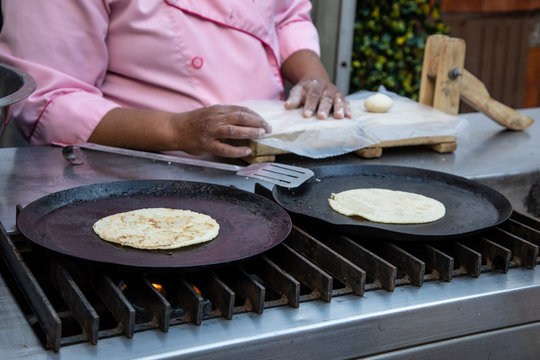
[
  {"left": 16, "top": 180, "right": 292, "bottom": 271},
  {"left": 272, "top": 164, "right": 512, "bottom": 241}
]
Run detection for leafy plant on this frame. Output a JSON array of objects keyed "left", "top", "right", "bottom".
[{"left": 350, "top": 0, "right": 449, "bottom": 99}]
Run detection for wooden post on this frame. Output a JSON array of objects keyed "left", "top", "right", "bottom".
[{"left": 419, "top": 34, "right": 466, "bottom": 116}]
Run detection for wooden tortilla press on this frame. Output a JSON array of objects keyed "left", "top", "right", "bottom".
[
  {"left": 419, "top": 34, "right": 534, "bottom": 131},
  {"left": 333, "top": 34, "right": 534, "bottom": 160},
  {"left": 358, "top": 35, "right": 535, "bottom": 159}
]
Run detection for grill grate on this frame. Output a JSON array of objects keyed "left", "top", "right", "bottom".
[{"left": 0, "top": 208, "right": 539, "bottom": 352}]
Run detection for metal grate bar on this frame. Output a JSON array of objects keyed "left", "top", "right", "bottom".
[
  {"left": 404, "top": 244, "right": 454, "bottom": 282},
  {"left": 269, "top": 244, "right": 333, "bottom": 302},
  {"left": 328, "top": 235, "right": 397, "bottom": 291},
  {"left": 91, "top": 273, "right": 135, "bottom": 338},
  {"left": 368, "top": 242, "right": 425, "bottom": 287},
  {"left": 285, "top": 226, "right": 366, "bottom": 296},
  {"left": 259, "top": 255, "right": 300, "bottom": 307},
  {"left": 168, "top": 278, "right": 204, "bottom": 325},
  {"left": 433, "top": 242, "right": 481, "bottom": 277},
  {"left": 488, "top": 228, "right": 539, "bottom": 268},
  {"left": 500, "top": 218, "right": 540, "bottom": 247},
  {"left": 221, "top": 265, "right": 265, "bottom": 314},
  {"left": 191, "top": 271, "right": 235, "bottom": 320},
  {"left": 474, "top": 237, "right": 512, "bottom": 272},
  {"left": 453, "top": 242, "right": 482, "bottom": 277},
  {"left": 510, "top": 211, "right": 540, "bottom": 230},
  {"left": 139, "top": 277, "right": 170, "bottom": 331},
  {"left": 50, "top": 261, "right": 99, "bottom": 345},
  {"left": 0, "top": 224, "right": 62, "bottom": 351}
]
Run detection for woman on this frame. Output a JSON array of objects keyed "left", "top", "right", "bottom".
[{"left": 0, "top": 0, "right": 351, "bottom": 157}]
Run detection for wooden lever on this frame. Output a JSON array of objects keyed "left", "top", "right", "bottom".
[
  {"left": 460, "top": 69, "right": 534, "bottom": 130},
  {"left": 419, "top": 34, "right": 534, "bottom": 130}
]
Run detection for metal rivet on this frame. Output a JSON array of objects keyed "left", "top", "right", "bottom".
[{"left": 448, "top": 67, "right": 462, "bottom": 80}]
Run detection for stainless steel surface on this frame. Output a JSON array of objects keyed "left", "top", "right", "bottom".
[
  {"left": 67, "top": 142, "right": 315, "bottom": 188},
  {"left": 61, "top": 145, "right": 84, "bottom": 165},
  {"left": 474, "top": 169, "right": 540, "bottom": 220},
  {"left": 0, "top": 275, "right": 44, "bottom": 356},
  {"left": 369, "top": 322, "right": 540, "bottom": 360},
  {"left": 0, "top": 108, "right": 539, "bottom": 359}
]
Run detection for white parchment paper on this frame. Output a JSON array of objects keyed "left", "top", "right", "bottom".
[{"left": 239, "top": 89, "right": 469, "bottom": 159}]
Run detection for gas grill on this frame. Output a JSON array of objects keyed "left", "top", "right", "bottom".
[
  {"left": 0, "top": 109, "right": 539, "bottom": 359},
  {"left": 1, "top": 202, "right": 540, "bottom": 351},
  {"left": 1, "top": 205, "right": 539, "bottom": 354}
]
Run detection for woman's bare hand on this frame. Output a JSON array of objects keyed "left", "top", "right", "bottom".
[
  {"left": 284, "top": 77, "right": 351, "bottom": 120},
  {"left": 281, "top": 49, "right": 352, "bottom": 120},
  {"left": 173, "top": 105, "right": 272, "bottom": 158}
]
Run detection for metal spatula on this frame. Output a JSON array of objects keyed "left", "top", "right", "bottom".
[{"left": 63, "top": 142, "right": 314, "bottom": 188}]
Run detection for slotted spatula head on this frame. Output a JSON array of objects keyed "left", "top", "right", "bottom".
[{"left": 236, "top": 162, "right": 314, "bottom": 188}]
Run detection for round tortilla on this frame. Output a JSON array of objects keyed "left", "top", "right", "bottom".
[
  {"left": 93, "top": 208, "right": 220, "bottom": 250},
  {"left": 328, "top": 188, "right": 445, "bottom": 224}
]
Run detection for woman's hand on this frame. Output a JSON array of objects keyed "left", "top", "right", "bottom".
[
  {"left": 89, "top": 105, "right": 271, "bottom": 158},
  {"left": 285, "top": 77, "right": 351, "bottom": 119},
  {"left": 281, "top": 49, "right": 352, "bottom": 120},
  {"left": 173, "top": 105, "right": 272, "bottom": 158}
]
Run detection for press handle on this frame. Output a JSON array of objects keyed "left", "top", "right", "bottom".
[{"left": 460, "top": 70, "right": 534, "bottom": 130}]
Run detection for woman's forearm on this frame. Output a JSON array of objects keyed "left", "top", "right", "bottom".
[
  {"left": 88, "top": 105, "right": 271, "bottom": 158},
  {"left": 88, "top": 108, "right": 178, "bottom": 151},
  {"left": 281, "top": 49, "right": 330, "bottom": 84}
]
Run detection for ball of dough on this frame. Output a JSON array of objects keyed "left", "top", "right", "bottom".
[{"left": 364, "top": 93, "right": 393, "bottom": 113}]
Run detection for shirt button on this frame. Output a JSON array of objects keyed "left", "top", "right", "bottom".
[{"left": 192, "top": 56, "right": 203, "bottom": 69}]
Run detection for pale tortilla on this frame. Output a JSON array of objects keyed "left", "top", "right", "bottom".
[
  {"left": 328, "top": 188, "right": 445, "bottom": 224},
  {"left": 93, "top": 208, "right": 220, "bottom": 250}
]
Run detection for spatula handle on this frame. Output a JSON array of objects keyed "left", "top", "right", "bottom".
[{"left": 71, "top": 142, "right": 244, "bottom": 172}]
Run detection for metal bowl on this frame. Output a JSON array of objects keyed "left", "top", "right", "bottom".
[{"left": 0, "top": 63, "right": 36, "bottom": 136}]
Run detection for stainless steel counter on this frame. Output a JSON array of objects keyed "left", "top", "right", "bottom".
[
  {"left": 0, "top": 108, "right": 539, "bottom": 359},
  {"left": 1, "top": 108, "right": 539, "bottom": 233}
]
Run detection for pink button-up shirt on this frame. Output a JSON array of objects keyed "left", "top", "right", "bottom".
[{"left": 0, "top": 0, "right": 320, "bottom": 145}]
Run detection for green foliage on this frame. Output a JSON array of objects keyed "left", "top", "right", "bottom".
[{"left": 350, "top": 0, "right": 449, "bottom": 99}]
